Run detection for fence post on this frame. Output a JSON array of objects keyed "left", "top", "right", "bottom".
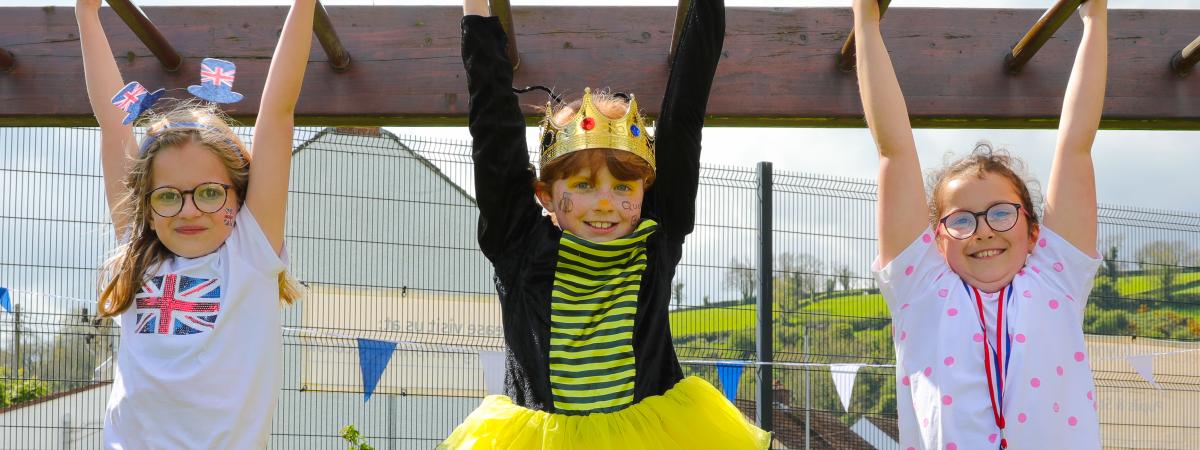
[
  {"left": 13, "top": 303, "right": 21, "bottom": 374},
  {"left": 387, "top": 393, "right": 397, "bottom": 450},
  {"left": 61, "top": 413, "right": 73, "bottom": 450},
  {"left": 755, "top": 161, "right": 773, "bottom": 433}
]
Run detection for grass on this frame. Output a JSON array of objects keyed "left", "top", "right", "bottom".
[
  {"left": 669, "top": 304, "right": 758, "bottom": 336},
  {"left": 671, "top": 293, "right": 889, "bottom": 337},
  {"left": 800, "top": 293, "right": 888, "bottom": 319},
  {"left": 1112, "top": 272, "right": 1200, "bottom": 297}
]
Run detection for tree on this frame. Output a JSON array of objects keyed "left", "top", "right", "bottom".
[
  {"left": 1091, "top": 244, "right": 1124, "bottom": 309},
  {"left": 0, "top": 367, "right": 50, "bottom": 408},
  {"left": 1100, "top": 244, "right": 1120, "bottom": 280},
  {"left": 672, "top": 282, "right": 685, "bottom": 310},
  {"left": 724, "top": 258, "right": 756, "bottom": 304},
  {"left": 775, "top": 252, "right": 824, "bottom": 307},
  {"left": 836, "top": 265, "right": 853, "bottom": 291},
  {"left": 1135, "top": 241, "right": 1195, "bottom": 301}
]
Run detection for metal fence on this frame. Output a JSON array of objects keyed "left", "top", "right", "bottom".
[{"left": 2, "top": 127, "right": 1198, "bottom": 449}]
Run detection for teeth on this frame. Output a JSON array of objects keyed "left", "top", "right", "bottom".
[
  {"left": 586, "top": 221, "right": 615, "bottom": 229},
  {"left": 973, "top": 249, "right": 1003, "bottom": 258}
]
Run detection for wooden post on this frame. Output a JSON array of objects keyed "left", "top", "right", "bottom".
[
  {"left": 0, "top": 47, "right": 14, "bottom": 72},
  {"left": 314, "top": 0, "right": 352, "bottom": 72},
  {"left": 837, "top": 0, "right": 891, "bottom": 72},
  {"left": 1004, "top": 0, "right": 1086, "bottom": 74},
  {"left": 1170, "top": 35, "right": 1200, "bottom": 77},
  {"left": 106, "top": 0, "right": 183, "bottom": 71},
  {"left": 669, "top": 0, "right": 692, "bottom": 62},
  {"left": 490, "top": 0, "right": 520, "bottom": 70}
]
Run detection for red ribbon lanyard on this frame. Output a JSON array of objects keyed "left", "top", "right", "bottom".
[{"left": 972, "top": 286, "right": 1008, "bottom": 448}]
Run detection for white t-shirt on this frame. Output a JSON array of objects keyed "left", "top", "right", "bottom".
[
  {"left": 874, "top": 226, "right": 1102, "bottom": 450},
  {"left": 104, "top": 207, "right": 286, "bottom": 449}
]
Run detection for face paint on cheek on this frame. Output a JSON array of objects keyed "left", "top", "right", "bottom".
[
  {"left": 621, "top": 201, "right": 642, "bottom": 211},
  {"left": 559, "top": 192, "right": 574, "bottom": 213},
  {"left": 224, "top": 208, "right": 236, "bottom": 227}
]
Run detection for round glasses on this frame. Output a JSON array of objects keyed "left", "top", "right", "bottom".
[
  {"left": 938, "top": 202, "right": 1026, "bottom": 240},
  {"left": 147, "top": 183, "right": 232, "bottom": 218}
]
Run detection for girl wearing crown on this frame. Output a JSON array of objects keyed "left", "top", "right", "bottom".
[{"left": 440, "top": 0, "right": 770, "bottom": 448}]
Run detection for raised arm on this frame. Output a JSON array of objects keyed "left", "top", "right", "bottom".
[
  {"left": 461, "top": 2, "right": 543, "bottom": 261},
  {"left": 645, "top": 0, "right": 725, "bottom": 243},
  {"left": 77, "top": 0, "right": 137, "bottom": 233},
  {"left": 245, "top": 0, "right": 315, "bottom": 255},
  {"left": 1042, "top": 0, "right": 1106, "bottom": 257},
  {"left": 853, "top": 0, "right": 928, "bottom": 266},
  {"left": 463, "top": 0, "right": 488, "bottom": 16}
]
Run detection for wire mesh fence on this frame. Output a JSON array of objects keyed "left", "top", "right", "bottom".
[{"left": 1, "top": 126, "right": 1197, "bottom": 449}]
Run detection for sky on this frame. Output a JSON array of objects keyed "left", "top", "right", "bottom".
[{"left": 7, "top": 0, "right": 1200, "bottom": 212}]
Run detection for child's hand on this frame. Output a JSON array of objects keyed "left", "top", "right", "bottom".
[
  {"left": 463, "top": 0, "right": 489, "bottom": 17},
  {"left": 76, "top": 0, "right": 103, "bottom": 14},
  {"left": 1079, "top": 0, "right": 1107, "bottom": 23},
  {"left": 852, "top": 0, "right": 882, "bottom": 23}
]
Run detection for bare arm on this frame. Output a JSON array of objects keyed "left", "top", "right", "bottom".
[
  {"left": 853, "top": 0, "right": 928, "bottom": 266},
  {"left": 463, "top": 0, "right": 489, "bottom": 16},
  {"left": 1043, "top": 0, "right": 1106, "bottom": 257},
  {"left": 77, "top": 0, "right": 137, "bottom": 233},
  {"left": 245, "top": 0, "right": 315, "bottom": 255}
]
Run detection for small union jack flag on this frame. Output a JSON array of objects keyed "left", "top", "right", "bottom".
[
  {"left": 135, "top": 273, "right": 222, "bottom": 335},
  {"left": 112, "top": 82, "right": 147, "bottom": 113},
  {"left": 188, "top": 58, "right": 244, "bottom": 104},
  {"left": 200, "top": 63, "right": 236, "bottom": 88},
  {"left": 111, "top": 81, "right": 165, "bottom": 125}
]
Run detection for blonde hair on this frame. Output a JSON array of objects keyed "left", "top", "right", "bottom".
[{"left": 97, "top": 100, "right": 302, "bottom": 317}]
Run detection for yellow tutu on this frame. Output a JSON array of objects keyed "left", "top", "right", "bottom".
[{"left": 438, "top": 376, "right": 771, "bottom": 450}]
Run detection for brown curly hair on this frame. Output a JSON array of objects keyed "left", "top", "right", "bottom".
[{"left": 926, "top": 141, "right": 1041, "bottom": 239}]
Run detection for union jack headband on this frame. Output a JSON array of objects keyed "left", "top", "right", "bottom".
[{"left": 138, "top": 121, "right": 246, "bottom": 162}]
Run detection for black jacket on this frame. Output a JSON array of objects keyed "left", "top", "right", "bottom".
[{"left": 460, "top": 0, "right": 724, "bottom": 413}]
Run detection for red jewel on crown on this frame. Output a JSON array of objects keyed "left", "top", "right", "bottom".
[{"left": 581, "top": 117, "right": 595, "bottom": 131}]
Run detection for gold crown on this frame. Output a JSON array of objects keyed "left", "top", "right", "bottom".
[{"left": 539, "top": 87, "right": 655, "bottom": 171}]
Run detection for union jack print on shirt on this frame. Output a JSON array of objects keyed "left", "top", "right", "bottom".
[{"left": 135, "top": 273, "right": 222, "bottom": 335}]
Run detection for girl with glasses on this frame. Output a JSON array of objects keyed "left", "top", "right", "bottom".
[
  {"left": 854, "top": 0, "right": 1108, "bottom": 448},
  {"left": 77, "top": 0, "right": 314, "bottom": 447}
]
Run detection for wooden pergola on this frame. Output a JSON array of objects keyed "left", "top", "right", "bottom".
[{"left": 0, "top": 0, "right": 1197, "bottom": 129}]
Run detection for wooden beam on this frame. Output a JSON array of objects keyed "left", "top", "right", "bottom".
[
  {"left": 490, "top": 0, "right": 520, "bottom": 70},
  {"left": 837, "top": 0, "right": 891, "bottom": 72},
  {"left": 669, "top": 0, "right": 691, "bottom": 62},
  {"left": 314, "top": 0, "right": 351, "bottom": 72},
  {"left": 1004, "top": 0, "right": 1085, "bottom": 74},
  {"left": 0, "top": 47, "right": 13, "bottom": 73},
  {"left": 1, "top": 6, "right": 1198, "bottom": 129},
  {"left": 1171, "top": 35, "right": 1200, "bottom": 77},
  {"left": 105, "top": 0, "right": 182, "bottom": 71}
]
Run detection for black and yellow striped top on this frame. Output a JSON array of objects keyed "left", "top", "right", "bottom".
[{"left": 549, "top": 220, "right": 657, "bottom": 414}]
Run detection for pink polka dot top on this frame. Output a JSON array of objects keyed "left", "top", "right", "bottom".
[{"left": 873, "top": 227, "right": 1103, "bottom": 450}]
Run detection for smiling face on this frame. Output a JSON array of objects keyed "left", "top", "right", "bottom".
[
  {"left": 147, "top": 140, "right": 240, "bottom": 258},
  {"left": 537, "top": 163, "right": 646, "bottom": 242},
  {"left": 934, "top": 171, "right": 1039, "bottom": 293}
]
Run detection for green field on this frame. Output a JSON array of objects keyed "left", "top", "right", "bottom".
[
  {"left": 670, "top": 293, "right": 889, "bottom": 337},
  {"left": 1113, "top": 272, "right": 1200, "bottom": 297},
  {"left": 800, "top": 293, "right": 888, "bottom": 318}
]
